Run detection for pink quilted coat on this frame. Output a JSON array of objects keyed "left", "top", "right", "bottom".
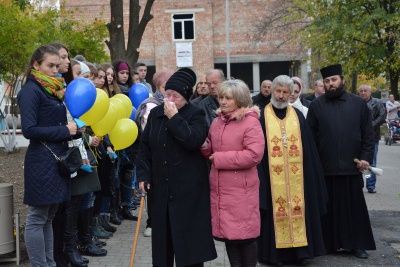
[{"left": 201, "top": 106, "right": 264, "bottom": 240}]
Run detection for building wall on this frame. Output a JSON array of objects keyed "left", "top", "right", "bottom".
[{"left": 63, "top": 0, "right": 308, "bottom": 90}]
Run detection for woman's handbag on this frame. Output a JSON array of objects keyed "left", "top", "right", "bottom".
[{"left": 41, "top": 142, "right": 83, "bottom": 179}]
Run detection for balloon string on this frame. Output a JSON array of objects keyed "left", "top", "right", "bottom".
[{"left": 82, "top": 133, "right": 99, "bottom": 166}]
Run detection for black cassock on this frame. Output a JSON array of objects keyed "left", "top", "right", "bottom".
[{"left": 257, "top": 106, "right": 328, "bottom": 264}]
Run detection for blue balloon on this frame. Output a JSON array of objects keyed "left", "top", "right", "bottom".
[
  {"left": 129, "top": 83, "right": 149, "bottom": 109},
  {"left": 65, "top": 78, "right": 97, "bottom": 118},
  {"left": 129, "top": 106, "right": 137, "bottom": 121}
]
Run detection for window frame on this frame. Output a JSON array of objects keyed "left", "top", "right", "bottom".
[{"left": 171, "top": 13, "right": 195, "bottom": 41}]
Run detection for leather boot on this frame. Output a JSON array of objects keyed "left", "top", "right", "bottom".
[
  {"left": 77, "top": 208, "right": 108, "bottom": 257},
  {"left": 64, "top": 199, "right": 87, "bottom": 267},
  {"left": 110, "top": 189, "right": 122, "bottom": 225},
  {"left": 226, "top": 242, "right": 242, "bottom": 267},
  {"left": 110, "top": 209, "right": 122, "bottom": 225},
  {"left": 66, "top": 249, "right": 87, "bottom": 267},
  {"left": 53, "top": 203, "right": 69, "bottom": 267},
  {"left": 240, "top": 241, "right": 258, "bottom": 267},
  {"left": 96, "top": 215, "right": 113, "bottom": 237},
  {"left": 92, "top": 216, "right": 113, "bottom": 238},
  {"left": 93, "top": 236, "right": 107, "bottom": 247},
  {"left": 79, "top": 239, "right": 108, "bottom": 257},
  {"left": 121, "top": 206, "right": 138, "bottom": 221},
  {"left": 99, "top": 214, "right": 117, "bottom": 233}
]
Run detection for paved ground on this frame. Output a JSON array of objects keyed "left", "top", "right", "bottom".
[{"left": 1, "top": 140, "right": 400, "bottom": 266}]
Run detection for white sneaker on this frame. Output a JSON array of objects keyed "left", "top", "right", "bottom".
[{"left": 144, "top": 227, "right": 152, "bottom": 237}]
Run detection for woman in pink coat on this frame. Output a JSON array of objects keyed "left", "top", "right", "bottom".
[{"left": 201, "top": 79, "right": 264, "bottom": 267}]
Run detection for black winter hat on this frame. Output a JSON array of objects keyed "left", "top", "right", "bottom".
[
  {"left": 320, "top": 64, "right": 343, "bottom": 79},
  {"left": 165, "top": 68, "right": 197, "bottom": 101}
]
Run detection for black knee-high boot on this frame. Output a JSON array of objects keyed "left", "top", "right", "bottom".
[
  {"left": 226, "top": 242, "right": 242, "bottom": 267},
  {"left": 53, "top": 202, "right": 68, "bottom": 267},
  {"left": 240, "top": 241, "right": 258, "bottom": 267},
  {"left": 77, "top": 208, "right": 107, "bottom": 257},
  {"left": 64, "top": 196, "right": 87, "bottom": 267}
]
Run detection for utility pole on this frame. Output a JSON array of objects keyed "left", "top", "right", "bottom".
[{"left": 225, "top": 0, "right": 231, "bottom": 79}]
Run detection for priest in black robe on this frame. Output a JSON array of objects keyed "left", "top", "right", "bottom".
[
  {"left": 307, "top": 64, "right": 376, "bottom": 259},
  {"left": 257, "top": 75, "right": 328, "bottom": 266}
]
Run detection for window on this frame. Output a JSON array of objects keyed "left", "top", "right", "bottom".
[{"left": 172, "top": 14, "right": 194, "bottom": 41}]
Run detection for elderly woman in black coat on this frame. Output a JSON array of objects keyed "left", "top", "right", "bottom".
[{"left": 137, "top": 68, "right": 217, "bottom": 267}]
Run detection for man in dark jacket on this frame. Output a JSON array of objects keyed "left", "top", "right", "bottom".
[
  {"left": 307, "top": 64, "right": 376, "bottom": 259},
  {"left": 305, "top": 79, "right": 325, "bottom": 101},
  {"left": 252, "top": 79, "right": 272, "bottom": 110},
  {"left": 198, "top": 69, "right": 225, "bottom": 127},
  {"left": 358, "top": 84, "right": 386, "bottom": 193}
]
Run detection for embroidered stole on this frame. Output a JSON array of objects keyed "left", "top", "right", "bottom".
[{"left": 264, "top": 104, "right": 307, "bottom": 248}]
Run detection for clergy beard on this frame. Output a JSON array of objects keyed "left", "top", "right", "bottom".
[
  {"left": 271, "top": 96, "right": 289, "bottom": 109},
  {"left": 325, "top": 83, "right": 346, "bottom": 100}
]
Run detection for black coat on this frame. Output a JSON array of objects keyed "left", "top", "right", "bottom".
[
  {"left": 301, "top": 97, "right": 311, "bottom": 108},
  {"left": 136, "top": 103, "right": 217, "bottom": 267},
  {"left": 17, "top": 76, "right": 72, "bottom": 206},
  {"left": 252, "top": 93, "right": 271, "bottom": 110},
  {"left": 305, "top": 93, "right": 316, "bottom": 102},
  {"left": 366, "top": 97, "right": 386, "bottom": 142},
  {"left": 198, "top": 95, "right": 219, "bottom": 127},
  {"left": 306, "top": 92, "right": 375, "bottom": 175}
]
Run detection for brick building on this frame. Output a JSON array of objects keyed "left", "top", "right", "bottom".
[{"left": 63, "top": 0, "right": 308, "bottom": 92}]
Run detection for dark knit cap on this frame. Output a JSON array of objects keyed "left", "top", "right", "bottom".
[
  {"left": 165, "top": 68, "right": 197, "bottom": 101},
  {"left": 320, "top": 64, "right": 343, "bottom": 79}
]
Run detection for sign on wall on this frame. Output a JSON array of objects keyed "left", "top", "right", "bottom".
[{"left": 176, "top": 42, "right": 193, "bottom": 67}]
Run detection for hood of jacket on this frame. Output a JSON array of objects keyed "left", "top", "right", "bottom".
[{"left": 215, "top": 105, "right": 260, "bottom": 122}]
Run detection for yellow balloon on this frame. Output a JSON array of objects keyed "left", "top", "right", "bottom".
[
  {"left": 112, "top": 94, "right": 133, "bottom": 118},
  {"left": 109, "top": 118, "right": 139, "bottom": 150},
  {"left": 149, "top": 93, "right": 153, "bottom": 98},
  {"left": 109, "top": 98, "right": 126, "bottom": 120},
  {"left": 80, "top": 89, "right": 110, "bottom": 126},
  {"left": 91, "top": 102, "right": 118, "bottom": 136}
]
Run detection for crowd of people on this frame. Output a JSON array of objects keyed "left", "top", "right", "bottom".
[{"left": 18, "top": 43, "right": 387, "bottom": 267}]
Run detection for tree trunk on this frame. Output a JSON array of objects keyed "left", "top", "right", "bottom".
[
  {"left": 351, "top": 71, "right": 358, "bottom": 94},
  {"left": 389, "top": 68, "right": 399, "bottom": 100},
  {"left": 106, "top": 0, "right": 154, "bottom": 66},
  {"left": 126, "top": 0, "right": 154, "bottom": 67},
  {"left": 106, "top": 0, "right": 127, "bottom": 62}
]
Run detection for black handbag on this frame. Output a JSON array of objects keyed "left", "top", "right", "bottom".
[{"left": 42, "top": 142, "right": 83, "bottom": 179}]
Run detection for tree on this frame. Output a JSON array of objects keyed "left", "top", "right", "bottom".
[
  {"left": 298, "top": 1, "right": 400, "bottom": 98},
  {"left": 105, "top": 0, "right": 155, "bottom": 67},
  {"left": 0, "top": 0, "right": 109, "bottom": 152},
  {"left": 0, "top": 0, "right": 39, "bottom": 152},
  {"left": 257, "top": 0, "right": 400, "bottom": 98}
]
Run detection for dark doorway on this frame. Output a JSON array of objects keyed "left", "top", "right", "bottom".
[
  {"left": 260, "top": 61, "right": 291, "bottom": 82},
  {"left": 215, "top": 63, "right": 253, "bottom": 91}
]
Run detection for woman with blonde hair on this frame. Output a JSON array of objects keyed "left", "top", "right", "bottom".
[{"left": 201, "top": 79, "right": 264, "bottom": 267}]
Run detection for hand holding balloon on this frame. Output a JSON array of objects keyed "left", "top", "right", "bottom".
[{"left": 67, "top": 122, "right": 78, "bottom": 135}]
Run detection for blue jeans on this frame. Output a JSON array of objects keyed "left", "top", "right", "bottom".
[
  {"left": 99, "top": 196, "right": 111, "bottom": 214},
  {"left": 366, "top": 141, "right": 379, "bottom": 190},
  {"left": 119, "top": 164, "right": 134, "bottom": 206},
  {"left": 78, "top": 192, "right": 95, "bottom": 211},
  {"left": 25, "top": 204, "right": 58, "bottom": 267}
]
